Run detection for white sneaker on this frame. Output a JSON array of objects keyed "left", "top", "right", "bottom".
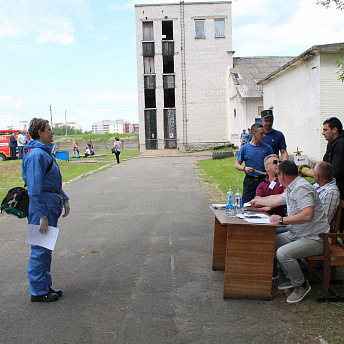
[{"left": 287, "top": 283, "right": 311, "bottom": 303}]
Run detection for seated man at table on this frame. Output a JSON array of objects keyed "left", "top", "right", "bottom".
[
  {"left": 255, "top": 154, "right": 286, "bottom": 217},
  {"left": 254, "top": 153, "right": 286, "bottom": 279},
  {"left": 313, "top": 161, "right": 339, "bottom": 223},
  {"left": 251, "top": 160, "right": 329, "bottom": 303}
]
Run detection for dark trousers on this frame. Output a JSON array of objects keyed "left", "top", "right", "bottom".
[
  {"left": 242, "top": 175, "right": 265, "bottom": 204},
  {"left": 18, "top": 146, "right": 24, "bottom": 159},
  {"left": 10, "top": 147, "right": 16, "bottom": 160},
  {"left": 115, "top": 151, "right": 121, "bottom": 164}
]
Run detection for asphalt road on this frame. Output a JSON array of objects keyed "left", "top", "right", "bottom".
[{"left": 0, "top": 155, "right": 315, "bottom": 344}]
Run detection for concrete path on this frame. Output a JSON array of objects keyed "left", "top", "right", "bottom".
[{"left": 0, "top": 155, "right": 317, "bottom": 343}]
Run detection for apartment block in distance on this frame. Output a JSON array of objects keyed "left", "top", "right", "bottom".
[{"left": 135, "top": 1, "right": 233, "bottom": 151}]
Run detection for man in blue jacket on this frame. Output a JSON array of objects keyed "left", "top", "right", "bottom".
[{"left": 22, "top": 118, "right": 70, "bottom": 302}]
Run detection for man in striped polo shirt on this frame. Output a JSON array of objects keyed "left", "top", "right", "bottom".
[{"left": 251, "top": 160, "right": 330, "bottom": 303}]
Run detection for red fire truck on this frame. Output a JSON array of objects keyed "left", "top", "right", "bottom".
[{"left": 0, "top": 130, "right": 31, "bottom": 161}]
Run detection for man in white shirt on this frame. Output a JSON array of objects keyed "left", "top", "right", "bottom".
[
  {"left": 313, "top": 161, "right": 340, "bottom": 223},
  {"left": 17, "top": 132, "right": 27, "bottom": 159},
  {"left": 251, "top": 160, "right": 329, "bottom": 303}
]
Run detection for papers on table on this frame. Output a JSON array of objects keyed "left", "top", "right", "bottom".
[
  {"left": 236, "top": 212, "right": 271, "bottom": 224},
  {"left": 25, "top": 224, "right": 59, "bottom": 250},
  {"left": 212, "top": 204, "right": 226, "bottom": 209}
]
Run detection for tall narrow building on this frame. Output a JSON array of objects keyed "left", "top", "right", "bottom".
[{"left": 135, "top": 1, "right": 233, "bottom": 151}]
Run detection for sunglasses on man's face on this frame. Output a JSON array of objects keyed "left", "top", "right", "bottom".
[
  {"left": 268, "top": 159, "right": 281, "bottom": 165},
  {"left": 275, "top": 171, "right": 282, "bottom": 178}
]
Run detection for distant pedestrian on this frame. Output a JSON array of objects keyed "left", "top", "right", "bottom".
[
  {"left": 113, "top": 137, "right": 122, "bottom": 164},
  {"left": 9, "top": 133, "right": 17, "bottom": 160},
  {"left": 240, "top": 129, "right": 249, "bottom": 147},
  {"left": 72, "top": 139, "right": 79, "bottom": 156}
]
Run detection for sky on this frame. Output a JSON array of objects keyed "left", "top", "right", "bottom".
[{"left": 0, "top": 0, "right": 343, "bottom": 131}]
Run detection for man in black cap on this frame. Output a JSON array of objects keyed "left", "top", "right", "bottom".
[{"left": 260, "top": 109, "right": 288, "bottom": 161}]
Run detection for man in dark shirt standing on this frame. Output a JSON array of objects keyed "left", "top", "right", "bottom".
[
  {"left": 9, "top": 133, "right": 17, "bottom": 160},
  {"left": 323, "top": 117, "right": 344, "bottom": 199},
  {"left": 247, "top": 109, "right": 288, "bottom": 160}
]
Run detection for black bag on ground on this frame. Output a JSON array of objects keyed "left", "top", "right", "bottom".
[{"left": 1, "top": 187, "right": 29, "bottom": 218}]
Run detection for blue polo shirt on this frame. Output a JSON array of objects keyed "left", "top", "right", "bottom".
[
  {"left": 237, "top": 142, "right": 273, "bottom": 176},
  {"left": 248, "top": 129, "right": 286, "bottom": 156}
]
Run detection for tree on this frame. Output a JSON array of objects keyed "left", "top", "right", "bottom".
[
  {"left": 52, "top": 125, "right": 82, "bottom": 136},
  {"left": 317, "top": 0, "right": 344, "bottom": 9},
  {"left": 317, "top": 1, "right": 344, "bottom": 81},
  {"left": 335, "top": 59, "right": 344, "bottom": 82}
]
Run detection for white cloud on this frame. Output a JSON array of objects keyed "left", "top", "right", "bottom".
[
  {"left": 37, "top": 32, "right": 74, "bottom": 44},
  {"left": 0, "top": 0, "right": 91, "bottom": 44},
  {"left": 15, "top": 98, "right": 24, "bottom": 108},
  {"left": 0, "top": 18, "right": 24, "bottom": 38},
  {"left": 0, "top": 96, "right": 12, "bottom": 102},
  {"left": 233, "top": 0, "right": 344, "bottom": 56}
]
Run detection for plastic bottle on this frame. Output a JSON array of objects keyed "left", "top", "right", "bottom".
[
  {"left": 234, "top": 188, "right": 243, "bottom": 214},
  {"left": 226, "top": 187, "right": 235, "bottom": 217}
]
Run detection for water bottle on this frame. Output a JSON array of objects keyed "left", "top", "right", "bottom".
[
  {"left": 234, "top": 188, "right": 243, "bottom": 214},
  {"left": 226, "top": 187, "right": 234, "bottom": 217}
]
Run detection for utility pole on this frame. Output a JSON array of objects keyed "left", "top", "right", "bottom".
[
  {"left": 50, "top": 105, "right": 53, "bottom": 128},
  {"left": 180, "top": 0, "right": 188, "bottom": 150},
  {"left": 65, "top": 110, "right": 67, "bottom": 136}
]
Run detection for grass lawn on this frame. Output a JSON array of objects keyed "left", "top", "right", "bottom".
[
  {"left": 0, "top": 150, "right": 140, "bottom": 201},
  {"left": 53, "top": 133, "right": 138, "bottom": 143},
  {"left": 196, "top": 155, "right": 344, "bottom": 344},
  {"left": 196, "top": 156, "right": 244, "bottom": 197}
]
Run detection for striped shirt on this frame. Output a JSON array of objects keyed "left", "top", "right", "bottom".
[
  {"left": 279, "top": 176, "right": 330, "bottom": 241},
  {"left": 313, "top": 179, "right": 340, "bottom": 223}
]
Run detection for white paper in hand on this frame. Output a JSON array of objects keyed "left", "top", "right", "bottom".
[{"left": 25, "top": 224, "right": 59, "bottom": 250}]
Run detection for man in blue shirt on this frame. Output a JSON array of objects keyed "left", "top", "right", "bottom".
[
  {"left": 248, "top": 109, "right": 288, "bottom": 160},
  {"left": 261, "top": 109, "right": 288, "bottom": 160},
  {"left": 240, "top": 129, "right": 249, "bottom": 146},
  {"left": 235, "top": 123, "right": 273, "bottom": 203}
]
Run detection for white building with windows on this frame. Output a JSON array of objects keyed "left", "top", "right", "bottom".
[
  {"left": 258, "top": 43, "right": 344, "bottom": 162},
  {"left": 135, "top": 1, "right": 233, "bottom": 151},
  {"left": 55, "top": 122, "right": 82, "bottom": 131},
  {"left": 91, "top": 119, "right": 129, "bottom": 134},
  {"left": 8, "top": 120, "right": 29, "bottom": 131},
  {"left": 228, "top": 56, "right": 294, "bottom": 147}
]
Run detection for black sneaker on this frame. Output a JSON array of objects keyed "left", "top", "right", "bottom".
[{"left": 31, "top": 291, "right": 59, "bottom": 302}]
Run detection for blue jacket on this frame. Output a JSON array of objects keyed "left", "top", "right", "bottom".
[{"left": 22, "top": 140, "right": 69, "bottom": 220}]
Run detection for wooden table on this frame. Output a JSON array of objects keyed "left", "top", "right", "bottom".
[{"left": 210, "top": 206, "right": 281, "bottom": 300}]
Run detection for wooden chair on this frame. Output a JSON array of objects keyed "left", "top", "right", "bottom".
[{"left": 307, "top": 200, "right": 344, "bottom": 301}]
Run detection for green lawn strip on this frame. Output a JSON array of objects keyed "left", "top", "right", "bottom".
[
  {"left": 196, "top": 156, "right": 245, "bottom": 195},
  {"left": 197, "top": 156, "right": 344, "bottom": 343},
  {"left": 53, "top": 133, "right": 138, "bottom": 143},
  {"left": 0, "top": 150, "right": 140, "bottom": 201}
]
